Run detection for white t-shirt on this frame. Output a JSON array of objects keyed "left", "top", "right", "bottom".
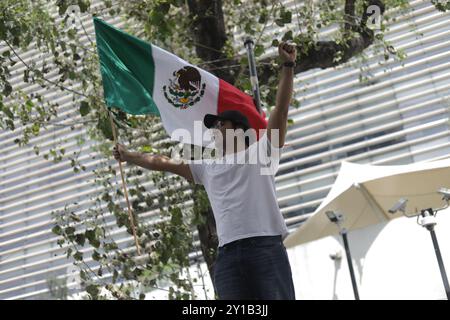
[{"left": 188, "top": 132, "right": 289, "bottom": 247}]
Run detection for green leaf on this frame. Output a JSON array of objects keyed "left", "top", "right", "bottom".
[
  {"left": 170, "top": 207, "right": 183, "bottom": 225},
  {"left": 67, "top": 29, "right": 76, "bottom": 40},
  {"left": 112, "top": 269, "right": 119, "bottom": 283},
  {"left": 101, "top": 192, "right": 111, "bottom": 202},
  {"left": 98, "top": 116, "right": 113, "bottom": 141},
  {"left": 282, "top": 30, "right": 293, "bottom": 42},
  {"left": 65, "top": 226, "right": 76, "bottom": 235},
  {"left": 104, "top": 242, "right": 118, "bottom": 251},
  {"left": 57, "top": 0, "right": 69, "bottom": 15},
  {"left": 85, "top": 229, "right": 100, "bottom": 248},
  {"left": 158, "top": 2, "right": 171, "bottom": 14},
  {"left": 73, "top": 251, "right": 83, "bottom": 261},
  {"left": 78, "top": 0, "right": 90, "bottom": 13},
  {"left": 254, "top": 44, "right": 264, "bottom": 57},
  {"left": 31, "top": 122, "right": 40, "bottom": 136},
  {"left": 85, "top": 229, "right": 95, "bottom": 241},
  {"left": 258, "top": 11, "right": 268, "bottom": 24},
  {"left": 2, "top": 107, "right": 14, "bottom": 119},
  {"left": 139, "top": 145, "right": 154, "bottom": 153},
  {"left": 95, "top": 227, "right": 103, "bottom": 238},
  {"left": 25, "top": 99, "right": 34, "bottom": 112},
  {"left": 282, "top": 10, "right": 292, "bottom": 24},
  {"left": 92, "top": 250, "right": 101, "bottom": 261},
  {"left": 75, "top": 233, "right": 86, "bottom": 246},
  {"left": 275, "top": 19, "right": 284, "bottom": 27},
  {"left": 149, "top": 10, "right": 164, "bottom": 25},
  {"left": 66, "top": 248, "right": 73, "bottom": 258},
  {"left": 52, "top": 225, "right": 62, "bottom": 235},
  {"left": 86, "top": 284, "right": 99, "bottom": 297}
]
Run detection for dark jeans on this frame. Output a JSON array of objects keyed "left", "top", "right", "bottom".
[{"left": 214, "top": 235, "right": 296, "bottom": 300}]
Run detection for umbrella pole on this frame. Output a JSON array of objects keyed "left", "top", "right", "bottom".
[
  {"left": 421, "top": 209, "right": 450, "bottom": 299},
  {"left": 428, "top": 228, "right": 450, "bottom": 299},
  {"left": 340, "top": 230, "right": 360, "bottom": 300}
]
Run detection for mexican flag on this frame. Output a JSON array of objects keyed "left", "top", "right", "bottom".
[{"left": 93, "top": 17, "right": 267, "bottom": 146}]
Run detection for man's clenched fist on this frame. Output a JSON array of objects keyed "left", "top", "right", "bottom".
[
  {"left": 278, "top": 41, "right": 297, "bottom": 63},
  {"left": 113, "top": 143, "right": 128, "bottom": 162}
]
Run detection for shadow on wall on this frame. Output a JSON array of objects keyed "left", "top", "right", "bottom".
[{"left": 331, "top": 221, "right": 387, "bottom": 299}]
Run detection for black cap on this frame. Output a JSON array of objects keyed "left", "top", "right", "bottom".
[{"left": 204, "top": 110, "right": 250, "bottom": 131}]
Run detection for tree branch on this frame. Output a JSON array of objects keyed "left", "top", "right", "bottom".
[
  {"left": 187, "top": 0, "right": 386, "bottom": 87},
  {"left": 257, "top": 0, "right": 386, "bottom": 85},
  {"left": 3, "top": 39, "right": 88, "bottom": 98}
]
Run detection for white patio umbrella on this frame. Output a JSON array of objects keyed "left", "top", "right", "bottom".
[{"left": 284, "top": 158, "right": 450, "bottom": 299}]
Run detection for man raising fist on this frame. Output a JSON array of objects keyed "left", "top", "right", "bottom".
[{"left": 113, "top": 42, "right": 297, "bottom": 300}]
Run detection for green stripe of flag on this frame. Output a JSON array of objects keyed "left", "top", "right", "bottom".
[{"left": 93, "top": 17, "right": 160, "bottom": 116}]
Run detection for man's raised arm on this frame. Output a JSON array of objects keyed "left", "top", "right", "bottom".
[{"left": 267, "top": 41, "right": 297, "bottom": 148}]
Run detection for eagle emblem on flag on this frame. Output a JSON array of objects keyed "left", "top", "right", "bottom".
[{"left": 163, "top": 66, "right": 206, "bottom": 109}]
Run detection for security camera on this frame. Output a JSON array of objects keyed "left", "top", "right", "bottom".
[
  {"left": 388, "top": 198, "right": 408, "bottom": 214},
  {"left": 325, "top": 211, "right": 343, "bottom": 223},
  {"left": 438, "top": 187, "right": 450, "bottom": 202},
  {"left": 329, "top": 251, "right": 342, "bottom": 261}
]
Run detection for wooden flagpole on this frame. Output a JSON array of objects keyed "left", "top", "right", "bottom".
[{"left": 108, "top": 110, "right": 142, "bottom": 256}]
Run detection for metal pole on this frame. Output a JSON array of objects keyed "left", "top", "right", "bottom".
[
  {"left": 427, "top": 225, "right": 450, "bottom": 299},
  {"left": 420, "top": 208, "right": 450, "bottom": 299},
  {"left": 244, "top": 37, "right": 262, "bottom": 114},
  {"left": 341, "top": 230, "right": 360, "bottom": 300}
]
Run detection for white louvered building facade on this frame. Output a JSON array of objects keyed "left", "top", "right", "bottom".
[{"left": 1, "top": 0, "right": 450, "bottom": 299}]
